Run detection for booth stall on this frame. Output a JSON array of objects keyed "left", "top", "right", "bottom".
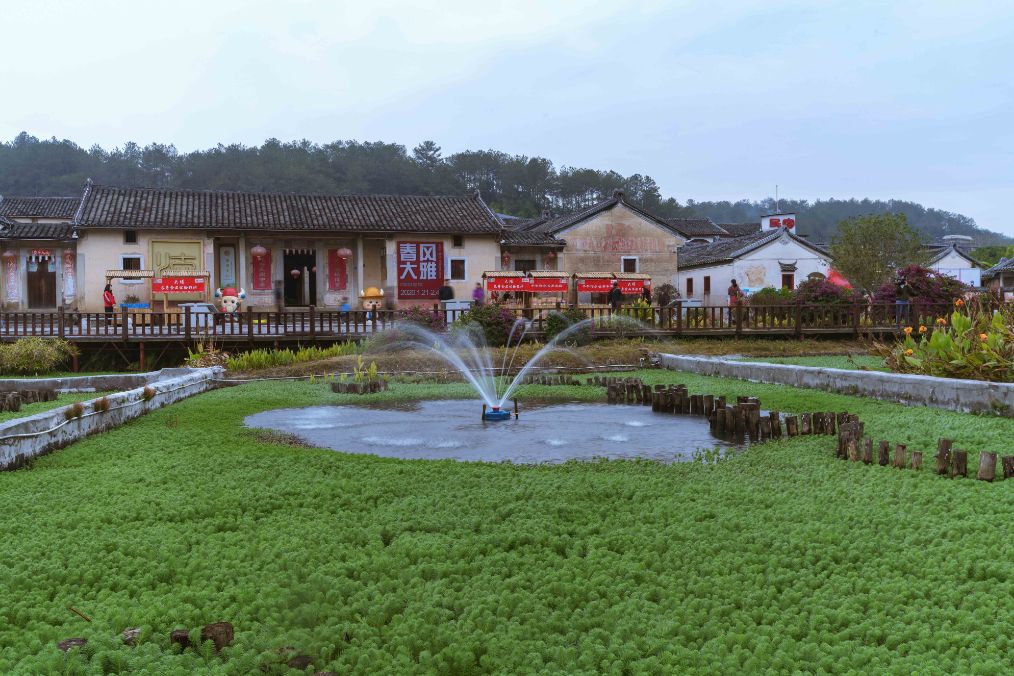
[
  {"left": 571, "top": 272, "right": 652, "bottom": 307},
  {"left": 104, "top": 269, "right": 211, "bottom": 328},
  {"left": 482, "top": 270, "right": 569, "bottom": 309}
]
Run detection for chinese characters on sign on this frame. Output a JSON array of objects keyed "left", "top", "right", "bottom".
[
  {"left": 152, "top": 277, "right": 207, "bottom": 294},
  {"left": 327, "top": 249, "right": 348, "bottom": 291},
  {"left": 762, "top": 213, "right": 796, "bottom": 229},
  {"left": 219, "top": 246, "right": 236, "bottom": 287},
  {"left": 576, "top": 277, "right": 614, "bottom": 293},
  {"left": 397, "top": 241, "right": 444, "bottom": 299},
  {"left": 252, "top": 250, "right": 272, "bottom": 290},
  {"left": 486, "top": 276, "right": 568, "bottom": 292},
  {"left": 486, "top": 276, "right": 528, "bottom": 292},
  {"left": 618, "top": 279, "right": 647, "bottom": 295}
]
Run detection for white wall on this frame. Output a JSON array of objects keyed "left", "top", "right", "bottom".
[
  {"left": 678, "top": 236, "right": 831, "bottom": 304},
  {"left": 932, "top": 250, "right": 981, "bottom": 286}
]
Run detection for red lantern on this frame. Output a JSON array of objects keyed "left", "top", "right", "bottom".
[
  {"left": 251, "top": 245, "right": 268, "bottom": 259},
  {"left": 336, "top": 247, "right": 353, "bottom": 259},
  {"left": 290, "top": 268, "right": 301, "bottom": 279}
]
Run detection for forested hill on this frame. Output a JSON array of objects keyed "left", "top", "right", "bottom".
[{"left": 1, "top": 132, "right": 1007, "bottom": 244}]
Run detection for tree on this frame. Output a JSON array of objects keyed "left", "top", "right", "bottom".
[
  {"left": 828, "top": 213, "right": 929, "bottom": 294},
  {"left": 971, "top": 244, "right": 1014, "bottom": 268}
]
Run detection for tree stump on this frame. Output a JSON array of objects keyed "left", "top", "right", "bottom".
[
  {"left": 936, "top": 439, "right": 953, "bottom": 475},
  {"left": 893, "top": 443, "right": 907, "bottom": 469},
  {"left": 800, "top": 413, "right": 811, "bottom": 435},
  {"left": 759, "top": 416, "right": 771, "bottom": 440},
  {"left": 862, "top": 437, "right": 873, "bottom": 464},
  {"left": 878, "top": 441, "right": 890, "bottom": 466},
  {"left": 703, "top": 395, "right": 714, "bottom": 416},
  {"left": 952, "top": 450, "right": 968, "bottom": 478},
  {"left": 1003, "top": 456, "right": 1014, "bottom": 479},
  {"left": 847, "top": 437, "right": 859, "bottom": 461},
  {"left": 58, "top": 638, "right": 87, "bottom": 652},
  {"left": 977, "top": 452, "right": 997, "bottom": 482},
  {"left": 911, "top": 451, "right": 923, "bottom": 470},
  {"left": 785, "top": 415, "right": 798, "bottom": 437},
  {"left": 200, "top": 622, "right": 234, "bottom": 653},
  {"left": 768, "top": 412, "right": 780, "bottom": 438},
  {"left": 170, "top": 629, "right": 191, "bottom": 650}
]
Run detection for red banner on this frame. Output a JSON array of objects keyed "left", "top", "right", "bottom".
[
  {"left": 576, "top": 277, "right": 614, "bottom": 293},
  {"left": 252, "top": 250, "right": 272, "bottom": 290},
  {"left": 618, "top": 279, "right": 646, "bottom": 295},
  {"left": 526, "top": 276, "right": 568, "bottom": 293},
  {"left": 152, "top": 276, "right": 206, "bottom": 294},
  {"left": 397, "top": 241, "right": 444, "bottom": 299},
  {"left": 327, "top": 249, "right": 348, "bottom": 291},
  {"left": 486, "top": 276, "right": 528, "bottom": 292}
]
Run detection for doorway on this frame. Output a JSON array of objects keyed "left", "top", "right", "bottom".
[
  {"left": 27, "top": 255, "right": 56, "bottom": 308},
  {"left": 283, "top": 250, "right": 317, "bottom": 307}
]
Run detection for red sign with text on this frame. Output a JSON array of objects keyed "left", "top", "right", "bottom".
[
  {"left": 152, "top": 276, "right": 206, "bottom": 294},
  {"left": 252, "top": 251, "right": 272, "bottom": 290},
  {"left": 576, "top": 277, "right": 614, "bottom": 293},
  {"left": 486, "top": 276, "right": 528, "bottom": 292},
  {"left": 397, "top": 241, "right": 444, "bottom": 299},
  {"left": 526, "top": 276, "right": 568, "bottom": 293},
  {"left": 618, "top": 279, "right": 647, "bottom": 295},
  {"left": 327, "top": 249, "right": 348, "bottom": 291}
]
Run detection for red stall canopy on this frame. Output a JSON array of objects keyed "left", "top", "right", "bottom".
[
  {"left": 573, "top": 273, "right": 614, "bottom": 293},
  {"left": 483, "top": 271, "right": 569, "bottom": 293},
  {"left": 614, "top": 273, "right": 652, "bottom": 295}
]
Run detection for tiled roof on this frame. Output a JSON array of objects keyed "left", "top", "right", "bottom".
[
  {"left": 717, "top": 222, "right": 762, "bottom": 237},
  {"left": 665, "top": 217, "right": 727, "bottom": 238},
  {"left": 74, "top": 184, "right": 505, "bottom": 234},
  {"left": 501, "top": 227, "right": 565, "bottom": 247},
  {"left": 517, "top": 192, "right": 685, "bottom": 241},
  {"left": 0, "top": 196, "right": 80, "bottom": 219},
  {"left": 982, "top": 257, "right": 1014, "bottom": 280},
  {"left": 679, "top": 230, "right": 829, "bottom": 269},
  {"left": 0, "top": 221, "right": 74, "bottom": 240},
  {"left": 925, "top": 242, "right": 981, "bottom": 267}
]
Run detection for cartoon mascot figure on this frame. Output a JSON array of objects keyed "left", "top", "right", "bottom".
[{"left": 214, "top": 287, "right": 246, "bottom": 316}]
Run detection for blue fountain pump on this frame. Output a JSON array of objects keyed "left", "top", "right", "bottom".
[{"left": 483, "top": 401, "right": 518, "bottom": 421}]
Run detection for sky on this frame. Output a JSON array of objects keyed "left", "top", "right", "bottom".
[{"left": 2, "top": 0, "right": 1013, "bottom": 234}]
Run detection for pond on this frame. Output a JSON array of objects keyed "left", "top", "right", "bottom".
[{"left": 244, "top": 399, "right": 748, "bottom": 464}]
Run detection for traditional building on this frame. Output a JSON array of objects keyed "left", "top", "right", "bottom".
[
  {"left": 676, "top": 227, "right": 831, "bottom": 304},
  {"left": 982, "top": 257, "right": 1014, "bottom": 298},
  {"left": 0, "top": 196, "right": 80, "bottom": 310},
  {"left": 925, "top": 235, "right": 982, "bottom": 286},
  {"left": 61, "top": 183, "right": 505, "bottom": 312}
]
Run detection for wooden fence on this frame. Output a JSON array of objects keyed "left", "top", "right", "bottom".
[{"left": 0, "top": 302, "right": 954, "bottom": 343}]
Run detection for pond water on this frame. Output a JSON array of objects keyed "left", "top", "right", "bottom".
[{"left": 244, "top": 399, "right": 747, "bottom": 464}]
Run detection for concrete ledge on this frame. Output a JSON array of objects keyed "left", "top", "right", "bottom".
[
  {"left": 0, "top": 368, "right": 201, "bottom": 393},
  {"left": 0, "top": 367, "right": 224, "bottom": 470},
  {"left": 658, "top": 354, "right": 1014, "bottom": 417}
]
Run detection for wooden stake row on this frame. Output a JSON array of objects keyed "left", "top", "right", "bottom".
[
  {"left": 523, "top": 374, "right": 582, "bottom": 386},
  {"left": 837, "top": 424, "right": 1013, "bottom": 482}
]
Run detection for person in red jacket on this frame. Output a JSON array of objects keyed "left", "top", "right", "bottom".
[{"left": 103, "top": 283, "right": 116, "bottom": 325}]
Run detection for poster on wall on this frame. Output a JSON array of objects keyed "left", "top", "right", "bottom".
[
  {"left": 486, "top": 276, "right": 528, "bottom": 292},
  {"left": 397, "top": 241, "right": 443, "bottom": 299},
  {"left": 327, "top": 249, "right": 348, "bottom": 291},
  {"left": 4, "top": 255, "right": 18, "bottom": 302},
  {"left": 219, "top": 246, "right": 236, "bottom": 287},
  {"left": 152, "top": 276, "right": 206, "bottom": 294},
  {"left": 526, "top": 276, "right": 568, "bottom": 293},
  {"left": 252, "top": 250, "right": 272, "bottom": 290}
]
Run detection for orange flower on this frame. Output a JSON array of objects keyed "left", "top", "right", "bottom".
[
  {"left": 918, "top": 325, "right": 927, "bottom": 334},
  {"left": 980, "top": 333, "right": 988, "bottom": 342},
  {"left": 955, "top": 299, "right": 965, "bottom": 307},
  {"left": 903, "top": 326, "right": 913, "bottom": 335},
  {"left": 905, "top": 348, "right": 914, "bottom": 355},
  {"left": 935, "top": 317, "right": 947, "bottom": 325}
]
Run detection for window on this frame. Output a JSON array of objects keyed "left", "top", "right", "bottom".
[
  {"left": 514, "top": 259, "right": 536, "bottom": 272},
  {"left": 781, "top": 273, "right": 795, "bottom": 290},
  {"left": 121, "top": 254, "right": 143, "bottom": 284},
  {"left": 686, "top": 278, "right": 694, "bottom": 296},
  {"left": 621, "top": 256, "right": 639, "bottom": 273},
  {"left": 452, "top": 235, "right": 464, "bottom": 248},
  {"left": 448, "top": 257, "right": 467, "bottom": 281},
  {"left": 703, "top": 276, "right": 711, "bottom": 295},
  {"left": 124, "top": 230, "right": 138, "bottom": 244}
]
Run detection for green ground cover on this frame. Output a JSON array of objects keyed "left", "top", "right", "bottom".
[
  {"left": 0, "top": 392, "right": 111, "bottom": 423},
  {"left": 735, "top": 355, "right": 888, "bottom": 370},
  {"left": 1, "top": 374, "right": 1011, "bottom": 673}
]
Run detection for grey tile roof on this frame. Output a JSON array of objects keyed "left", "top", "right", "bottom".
[
  {"left": 515, "top": 192, "right": 685, "bottom": 241},
  {"left": 500, "top": 227, "right": 566, "bottom": 247},
  {"left": 0, "top": 196, "right": 80, "bottom": 220},
  {"left": 74, "top": 184, "right": 505, "bottom": 234},
  {"left": 0, "top": 220, "right": 74, "bottom": 240},
  {"left": 982, "top": 257, "right": 1014, "bottom": 280},
  {"left": 665, "top": 217, "right": 727, "bottom": 238},
  {"left": 679, "top": 230, "right": 829, "bottom": 269},
  {"left": 925, "top": 242, "right": 981, "bottom": 267},
  {"left": 717, "top": 222, "right": 762, "bottom": 237}
]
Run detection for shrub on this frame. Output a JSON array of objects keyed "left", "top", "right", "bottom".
[
  {"left": 792, "top": 279, "right": 858, "bottom": 305},
  {"left": 141, "top": 386, "right": 156, "bottom": 402},
  {"left": 749, "top": 287, "right": 793, "bottom": 306},
  {"left": 872, "top": 264, "right": 967, "bottom": 307},
  {"left": 451, "top": 304, "right": 520, "bottom": 347},
  {"left": 544, "top": 307, "right": 592, "bottom": 345},
  {"left": 92, "top": 397, "right": 110, "bottom": 413},
  {"left": 226, "top": 342, "right": 359, "bottom": 371},
  {"left": 623, "top": 297, "right": 653, "bottom": 323},
  {"left": 395, "top": 306, "right": 446, "bottom": 332},
  {"left": 0, "top": 338, "right": 78, "bottom": 375},
  {"left": 655, "top": 283, "right": 677, "bottom": 308},
  {"left": 63, "top": 402, "right": 84, "bottom": 421}
]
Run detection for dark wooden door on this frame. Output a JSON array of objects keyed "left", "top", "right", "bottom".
[{"left": 27, "top": 265, "right": 56, "bottom": 308}]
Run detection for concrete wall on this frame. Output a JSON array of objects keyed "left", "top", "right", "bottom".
[
  {"left": 658, "top": 354, "right": 1014, "bottom": 416},
  {"left": 0, "top": 367, "right": 200, "bottom": 393},
  {"left": 0, "top": 367, "right": 223, "bottom": 470},
  {"left": 678, "top": 234, "right": 831, "bottom": 304},
  {"left": 560, "top": 203, "right": 683, "bottom": 287}
]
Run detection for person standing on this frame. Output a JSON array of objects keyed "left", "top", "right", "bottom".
[
  {"left": 438, "top": 279, "right": 454, "bottom": 302},
  {"left": 608, "top": 280, "right": 623, "bottom": 312},
  {"left": 727, "top": 279, "right": 743, "bottom": 324},
  {"left": 103, "top": 283, "right": 116, "bottom": 325},
  {"left": 472, "top": 282, "right": 485, "bottom": 306}
]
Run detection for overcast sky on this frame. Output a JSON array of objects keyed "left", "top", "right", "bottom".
[{"left": 2, "top": 0, "right": 1013, "bottom": 234}]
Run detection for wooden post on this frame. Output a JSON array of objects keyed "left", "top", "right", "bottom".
[
  {"left": 482, "top": 404, "right": 487, "bottom": 421},
  {"left": 184, "top": 305, "right": 192, "bottom": 342},
  {"left": 785, "top": 415, "right": 798, "bottom": 436},
  {"left": 794, "top": 300, "right": 802, "bottom": 338},
  {"left": 735, "top": 303, "right": 743, "bottom": 336},
  {"left": 734, "top": 406, "right": 746, "bottom": 436},
  {"left": 952, "top": 450, "right": 968, "bottom": 478},
  {"left": 847, "top": 437, "right": 859, "bottom": 461},
  {"left": 976, "top": 452, "right": 996, "bottom": 482},
  {"left": 935, "top": 439, "right": 953, "bottom": 476},
  {"left": 878, "top": 441, "right": 890, "bottom": 466},
  {"left": 911, "top": 451, "right": 923, "bottom": 470},
  {"left": 893, "top": 443, "right": 907, "bottom": 469},
  {"left": 768, "top": 412, "right": 780, "bottom": 438},
  {"left": 309, "top": 305, "right": 316, "bottom": 342},
  {"left": 247, "top": 306, "right": 254, "bottom": 343},
  {"left": 138, "top": 342, "right": 145, "bottom": 372},
  {"left": 675, "top": 300, "right": 682, "bottom": 334},
  {"left": 121, "top": 306, "right": 129, "bottom": 342},
  {"left": 800, "top": 413, "right": 811, "bottom": 435},
  {"left": 58, "top": 306, "right": 65, "bottom": 339},
  {"left": 862, "top": 437, "right": 873, "bottom": 464},
  {"left": 759, "top": 416, "right": 771, "bottom": 440},
  {"left": 1003, "top": 456, "right": 1014, "bottom": 480}
]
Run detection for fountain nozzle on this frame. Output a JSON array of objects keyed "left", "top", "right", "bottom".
[{"left": 483, "top": 405, "right": 512, "bottom": 421}]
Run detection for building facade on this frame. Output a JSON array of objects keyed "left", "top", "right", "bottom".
[{"left": 0, "top": 196, "right": 80, "bottom": 310}]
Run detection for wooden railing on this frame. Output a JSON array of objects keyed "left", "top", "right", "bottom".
[{"left": 0, "top": 302, "right": 957, "bottom": 342}]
